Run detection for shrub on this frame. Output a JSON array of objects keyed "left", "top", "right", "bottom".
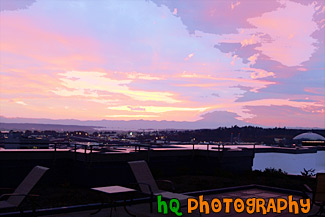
[
  {"left": 263, "top": 168, "right": 288, "bottom": 176},
  {"left": 300, "top": 168, "right": 315, "bottom": 177}
]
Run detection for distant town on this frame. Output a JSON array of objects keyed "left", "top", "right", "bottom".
[{"left": 1, "top": 125, "right": 324, "bottom": 149}]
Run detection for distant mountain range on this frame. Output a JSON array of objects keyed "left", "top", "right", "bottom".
[
  {"left": 0, "top": 111, "right": 250, "bottom": 131},
  {"left": 1, "top": 113, "right": 322, "bottom": 131}
]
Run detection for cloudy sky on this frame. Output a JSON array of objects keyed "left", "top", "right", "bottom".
[{"left": 0, "top": 0, "right": 324, "bottom": 128}]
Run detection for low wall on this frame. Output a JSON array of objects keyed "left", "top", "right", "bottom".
[{"left": 0, "top": 148, "right": 254, "bottom": 187}]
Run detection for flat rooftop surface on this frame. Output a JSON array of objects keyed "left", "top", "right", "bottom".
[{"left": 41, "top": 187, "right": 315, "bottom": 217}]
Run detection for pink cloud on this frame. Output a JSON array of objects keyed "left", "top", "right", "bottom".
[
  {"left": 0, "top": 13, "right": 104, "bottom": 70},
  {"left": 242, "top": 67, "right": 276, "bottom": 79},
  {"left": 184, "top": 53, "right": 195, "bottom": 61},
  {"left": 243, "top": 105, "right": 325, "bottom": 128},
  {"left": 0, "top": 0, "right": 323, "bottom": 128},
  {"left": 247, "top": 1, "right": 318, "bottom": 66},
  {"left": 231, "top": 1, "right": 241, "bottom": 10},
  {"left": 173, "top": 8, "right": 177, "bottom": 15}
]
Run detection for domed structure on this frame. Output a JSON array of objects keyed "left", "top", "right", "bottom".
[{"left": 293, "top": 132, "right": 325, "bottom": 141}]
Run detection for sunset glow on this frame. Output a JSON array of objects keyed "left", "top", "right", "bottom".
[{"left": 0, "top": 0, "right": 324, "bottom": 128}]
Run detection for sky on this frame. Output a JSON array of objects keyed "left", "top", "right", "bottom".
[{"left": 0, "top": 0, "right": 324, "bottom": 128}]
